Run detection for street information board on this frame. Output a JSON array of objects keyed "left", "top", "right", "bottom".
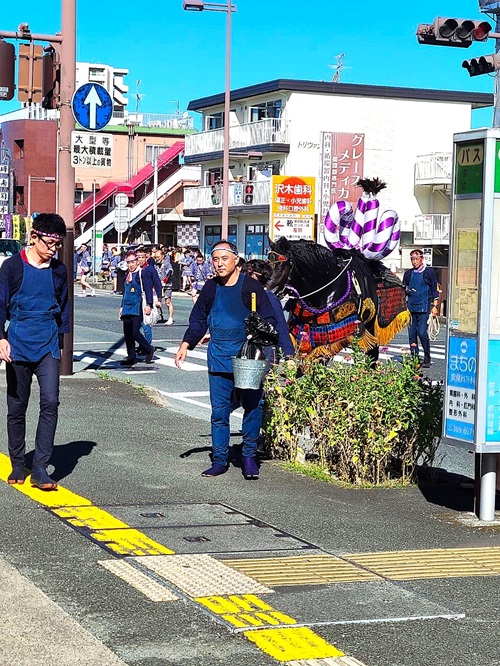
[{"left": 71, "top": 131, "right": 113, "bottom": 169}]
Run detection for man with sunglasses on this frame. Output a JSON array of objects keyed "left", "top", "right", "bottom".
[{"left": 0, "top": 213, "right": 69, "bottom": 490}]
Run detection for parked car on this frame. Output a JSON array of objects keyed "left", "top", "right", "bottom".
[{"left": 0, "top": 238, "right": 23, "bottom": 269}]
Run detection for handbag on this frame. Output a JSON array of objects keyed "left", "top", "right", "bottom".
[{"left": 139, "top": 270, "right": 160, "bottom": 326}]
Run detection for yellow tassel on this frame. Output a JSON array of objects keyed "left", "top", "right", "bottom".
[{"left": 374, "top": 310, "right": 411, "bottom": 346}]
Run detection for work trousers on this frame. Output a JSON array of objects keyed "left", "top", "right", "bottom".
[
  {"left": 122, "top": 315, "right": 152, "bottom": 360},
  {"left": 408, "top": 311, "right": 431, "bottom": 359},
  {"left": 208, "top": 372, "right": 263, "bottom": 466},
  {"left": 6, "top": 353, "right": 60, "bottom": 469}
]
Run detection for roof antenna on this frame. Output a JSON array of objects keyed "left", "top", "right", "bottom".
[
  {"left": 328, "top": 53, "right": 347, "bottom": 83},
  {"left": 135, "top": 80, "right": 142, "bottom": 114}
]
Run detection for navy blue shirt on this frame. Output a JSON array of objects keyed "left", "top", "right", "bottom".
[{"left": 183, "top": 273, "right": 277, "bottom": 350}]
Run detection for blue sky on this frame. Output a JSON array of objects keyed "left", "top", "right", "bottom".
[{"left": 0, "top": 0, "right": 498, "bottom": 126}]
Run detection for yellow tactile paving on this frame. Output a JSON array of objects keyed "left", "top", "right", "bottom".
[
  {"left": 0, "top": 453, "right": 91, "bottom": 507},
  {"left": 53, "top": 505, "right": 129, "bottom": 530},
  {"left": 244, "top": 627, "right": 344, "bottom": 662},
  {"left": 222, "top": 555, "right": 381, "bottom": 586},
  {"left": 195, "top": 594, "right": 297, "bottom": 628},
  {"left": 89, "top": 528, "right": 174, "bottom": 556},
  {"left": 345, "top": 547, "right": 500, "bottom": 580}
]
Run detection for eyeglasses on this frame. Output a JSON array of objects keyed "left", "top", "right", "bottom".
[
  {"left": 37, "top": 234, "right": 64, "bottom": 250},
  {"left": 126, "top": 259, "right": 138, "bottom": 264}
]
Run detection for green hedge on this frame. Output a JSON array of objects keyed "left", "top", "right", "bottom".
[{"left": 264, "top": 348, "right": 443, "bottom": 486}]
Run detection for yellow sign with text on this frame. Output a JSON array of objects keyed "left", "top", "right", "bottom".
[{"left": 270, "top": 175, "right": 316, "bottom": 241}]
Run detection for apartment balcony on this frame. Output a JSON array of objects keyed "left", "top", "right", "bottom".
[
  {"left": 184, "top": 180, "right": 271, "bottom": 217},
  {"left": 414, "top": 214, "right": 450, "bottom": 244},
  {"left": 415, "top": 153, "right": 452, "bottom": 187},
  {"left": 184, "top": 118, "right": 289, "bottom": 163}
]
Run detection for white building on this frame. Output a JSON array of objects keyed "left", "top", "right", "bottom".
[
  {"left": 183, "top": 78, "right": 492, "bottom": 270},
  {"left": 76, "top": 62, "right": 129, "bottom": 119}
]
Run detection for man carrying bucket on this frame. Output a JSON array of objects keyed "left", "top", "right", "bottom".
[{"left": 175, "top": 240, "right": 277, "bottom": 479}]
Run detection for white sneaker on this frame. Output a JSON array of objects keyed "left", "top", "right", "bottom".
[
  {"left": 77, "top": 293, "right": 87, "bottom": 297},
  {"left": 165, "top": 317, "right": 174, "bottom": 326}
]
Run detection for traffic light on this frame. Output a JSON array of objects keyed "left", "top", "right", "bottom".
[
  {"left": 41, "top": 47, "right": 60, "bottom": 109},
  {"left": 244, "top": 183, "right": 254, "bottom": 205},
  {"left": 462, "top": 53, "right": 500, "bottom": 76},
  {"left": 18, "top": 43, "right": 43, "bottom": 103},
  {"left": 417, "top": 17, "right": 492, "bottom": 47},
  {"left": 0, "top": 40, "right": 16, "bottom": 101}
]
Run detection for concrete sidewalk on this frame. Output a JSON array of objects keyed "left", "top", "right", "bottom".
[{"left": 0, "top": 369, "right": 499, "bottom": 666}]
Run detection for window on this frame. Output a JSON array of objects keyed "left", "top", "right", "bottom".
[
  {"left": 250, "top": 99, "right": 282, "bottom": 122},
  {"left": 249, "top": 160, "right": 280, "bottom": 181},
  {"left": 89, "top": 68, "right": 104, "bottom": 77},
  {"left": 204, "top": 224, "right": 237, "bottom": 257},
  {"left": 14, "top": 139, "right": 24, "bottom": 159},
  {"left": 206, "top": 112, "right": 223, "bottom": 131},
  {"left": 145, "top": 144, "right": 165, "bottom": 163},
  {"left": 74, "top": 190, "right": 84, "bottom": 205},
  {"left": 205, "top": 167, "right": 223, "bottom": 186},
  {"left": 14, "top": 186, "right": 24, "bottom": 207},
  {"left": 245, "top": 224, "right": 269, "bottom": 259}
]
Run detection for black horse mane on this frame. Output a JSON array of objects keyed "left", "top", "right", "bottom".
[{"left": 273, "top": 238, "right": 349, "bottom": 275}]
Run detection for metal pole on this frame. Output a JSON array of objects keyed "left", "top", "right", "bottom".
[
  {"left": 58, "top": 0, "right": 76, "bottom": 376},
  {"left": 153, "top": 153, "right": 158, "bottom": 244},
  {"left": 479, "top": 453, "right": 497, "bottom": 521},
  {"left": 494, "top": 15, "right": 500, "bottom": 127},
  {"left": 221, "top": 0, "right": 232, "bottom": 240},
  {"left": 27, "top": 175, "right": 31, "bottom": 216},
  {"left": 92, "top": 180, "right": 96, "bottom": 276}
]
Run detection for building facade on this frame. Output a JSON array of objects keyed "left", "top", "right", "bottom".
[{"left": 183, "top": 79, "right": 492, "bottom": 266}]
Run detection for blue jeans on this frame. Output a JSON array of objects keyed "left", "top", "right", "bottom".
[
  {"left": 6, "top": 353, "right": 60, "bottom": 469},
  {"left": 142, "top": 323, "right": 153, "bottom": 346},
  {"left": 408, "top": 311, "right": 431, "bottom": 359},
  {"left": 208, "top": 372, "right": 263, "bottom": 466}
]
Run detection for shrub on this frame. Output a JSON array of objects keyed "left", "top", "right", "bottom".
[{"left": 263, "top": 348, "right": 442, "bottom": 486}]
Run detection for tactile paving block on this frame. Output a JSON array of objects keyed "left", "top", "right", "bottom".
[
  {"left": 287, "top": 657, "right": 367, "bottom": 666},
  {"left": 222, "top": 555, "right": 380, "bottom": 586},
  {"left": 244, "top": 627, "right": 344, "bottom": 662},
  {"left": 136, "top": 553, "right": 273, "bottom": 598},
  {"left": 98, "top": 559, "right": 179, "bottom": 602}
]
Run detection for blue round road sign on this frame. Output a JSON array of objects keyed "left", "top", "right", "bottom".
[{"left": 71, "top": 83, "right": 113, "bottom": 131}]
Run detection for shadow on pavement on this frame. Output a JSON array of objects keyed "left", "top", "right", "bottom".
[
  {"left": 25, "top": 440, "right": 98, "bottom": 483},
  {"left": 417, "top": 466, "right": 480, "bottom": 513}
]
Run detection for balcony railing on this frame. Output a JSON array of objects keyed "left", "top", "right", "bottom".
[
  {"left": 184, "top": 179, "right": 271, "bottom": 210},
  {"left": 414, "top": 214, "right": 450, "bottom": 244},
  {"left": 185, "top": 118, "right": 288, "bottom": 156},
  {"left": 415, "top": 153, "right": 452, "bottom": 185}
]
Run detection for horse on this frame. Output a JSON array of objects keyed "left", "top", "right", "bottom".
[{"left": 266, "top": 237, "right": 410, "bottom": 364}]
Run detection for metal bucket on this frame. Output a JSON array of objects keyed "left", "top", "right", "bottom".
[{"left": 232, "top": 357, "right": 267, "bottom": 390}]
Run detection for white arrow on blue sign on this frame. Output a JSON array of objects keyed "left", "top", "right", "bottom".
[{"left": 71, "top": 83, "right": 113, "bottom": 131}]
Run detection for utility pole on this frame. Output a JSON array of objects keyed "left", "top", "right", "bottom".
[{"left": 0, "top": 1, "right": 76, "bottom": 374}]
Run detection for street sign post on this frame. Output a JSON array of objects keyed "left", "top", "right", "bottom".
[
  {"left": 115, "top": 193, "right": 129, "bottom": 209},
  {"left": 114, "top": 207, "right": 130, "bottom": 233},
  {"left": 446, "top": 128, "right": 500, "bottom": 520},
  {"left": 71, "top": 83, "right": 113, "bottom": 131}
]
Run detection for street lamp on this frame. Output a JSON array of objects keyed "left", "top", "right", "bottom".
[{"left": 183, "top": 0, "right": 236, "bottom": 241}]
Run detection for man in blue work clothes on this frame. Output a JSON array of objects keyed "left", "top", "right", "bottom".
[
  {"left": 175, "top": 240, "right": 277, "bottom": 480},
  {"left": 136, "top": 247, "right": 162, "bottom": 351},
  {"left": 0, "top": 213, "right": 69, "bottom": 489},
  {"left": 402, "top": 249, "right": 439, "bottom": 368}
]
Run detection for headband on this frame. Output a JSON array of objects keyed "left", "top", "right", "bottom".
[
  {"left": 211, "top": 246, "right": 239, "bottom": 256},
  {"left": 32, "top": 229, "right": 64, "bottom": 240}
]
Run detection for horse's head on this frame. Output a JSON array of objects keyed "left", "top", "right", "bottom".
[{"left": 266, "top": 238, "right": 292, "bottom": 296}]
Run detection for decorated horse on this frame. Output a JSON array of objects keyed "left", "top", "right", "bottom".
[{"left": 266, "top": 178, "right": 410, "bottom": 362}]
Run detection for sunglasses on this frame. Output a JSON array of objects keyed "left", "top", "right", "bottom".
[{"left": 37, "top": 234, "right": 64, "bottom": 250}]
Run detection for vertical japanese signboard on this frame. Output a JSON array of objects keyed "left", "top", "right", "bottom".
[
  {"left": 0, "top": 163, "right": 10, "bottom": 218},
  {"left": 269, "top": 175, "right": 315, "bottom": 241},
  {"left": 445, "top": 337, "right": 477, "bottom": 442},
  {"left": 319, "top": 132, "right": 365, "bottom": 221}
]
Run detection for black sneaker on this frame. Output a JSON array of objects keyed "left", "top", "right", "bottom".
[
  {"left": 119, "top": 357, "right": 136, "bottom": 365},
  {"left": 145, "top": 347, "right": 156, "bottom": 364},
  {"left": 422, "top": 357, "right": 431, "bottom": 368}
]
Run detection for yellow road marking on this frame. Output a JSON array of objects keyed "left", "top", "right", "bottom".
[
  {"left": 90, "top": 528, "right": 174, "bottom": 556},
  {"left": 244, "top": 627, "right": 344, "bottom": 662}
]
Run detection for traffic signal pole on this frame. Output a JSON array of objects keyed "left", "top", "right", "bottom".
[
  {"left": 494, "top": 14, "right": 500, "bottom": 127},
  {"left": 0, "top": 0, "right": 76, "bottom": 375},
  {"left": 59, "top": 0, "right": 76, "bottom": 375}
]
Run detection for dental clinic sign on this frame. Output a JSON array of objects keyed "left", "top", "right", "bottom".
[{"left": 445, "top": 337, "right": 477, "bottom": 443}]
